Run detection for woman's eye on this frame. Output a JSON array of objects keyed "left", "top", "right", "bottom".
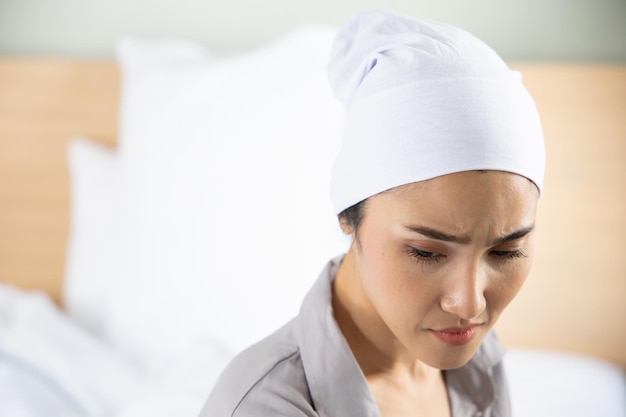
[
  {"left": 407, "top": 247, "right": 443, "bottom": 263},
  {"left": 490, "top": 249, "right": 527, "bottom": 259}
]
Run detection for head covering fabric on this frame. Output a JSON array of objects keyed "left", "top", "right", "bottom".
[{"left": 328, "top": 10, "right": 545, "bottom": 215}]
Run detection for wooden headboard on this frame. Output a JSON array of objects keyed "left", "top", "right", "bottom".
[
  {"left": 0, "top": 59, "right": 118, "bottom": 300},
  {"left": 0, "top": 58, "right": 624, "bottom": 367}
]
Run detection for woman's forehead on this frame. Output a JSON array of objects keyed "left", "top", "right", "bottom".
[{"left": 367, "top": 171, "right": 538, "bottom": 229}]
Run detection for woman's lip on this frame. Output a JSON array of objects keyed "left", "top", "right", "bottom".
[{"left": 429, "top": 325, "right": 480, "bottom": 346}]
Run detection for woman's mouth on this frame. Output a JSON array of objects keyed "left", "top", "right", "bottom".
[{"left": 429, "top": 325, "right": 480, "bottom": 346}]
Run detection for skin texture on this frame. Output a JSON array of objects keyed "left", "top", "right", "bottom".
[{"left": 332, "top": 170, "right": 539, "bottom": 417}]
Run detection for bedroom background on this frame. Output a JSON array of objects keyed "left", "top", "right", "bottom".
[{"left": 0, "top": 1, "right": 625, "bottom": 416}]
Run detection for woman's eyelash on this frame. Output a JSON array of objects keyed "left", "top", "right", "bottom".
[
  {"left": 491, "top": 249, "right": 527, "bottom": 259},
  {"left": 406, "top": 247, "right": 526, "bottom": 264},
  {"left": 407, "top": 247, "right": 443, "bottom": 263}
]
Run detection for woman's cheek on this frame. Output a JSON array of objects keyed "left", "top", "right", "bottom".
[
  {"left": 362, "top": 247, "right": 419, "bottom": 310},
  {"left": 487, "top": 259, "right": 533, "bottom": 315}
]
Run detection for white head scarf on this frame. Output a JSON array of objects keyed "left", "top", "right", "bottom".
[{"left": 328, "top": 10, "right": 545, "bottom": 215}]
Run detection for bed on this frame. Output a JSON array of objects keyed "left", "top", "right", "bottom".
[{"left": 0, "top": 27, "right": 625, "bottom": 417}]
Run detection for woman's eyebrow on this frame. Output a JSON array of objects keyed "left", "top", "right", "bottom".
[
  {"left": 404, "top": 224, "right": 535, "bottom": 245},
  {"left": 404, "top": 225, "right": 471, "bottom": 244},
  {"left": 492, "top": 225, "right": 535, "bottom": 245}
]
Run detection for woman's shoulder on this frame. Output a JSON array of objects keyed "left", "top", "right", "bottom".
[{"left": 198, "top": 318, "right": 318, "bottom": 417}]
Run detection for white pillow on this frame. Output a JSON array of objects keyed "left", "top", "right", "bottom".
[
  {"left": 106, "top": 26, "right": 349, "bottom": 364},
  {"left": 64, "top": 138, "right": 123, "bottom": 338},
  {"left": 64, "top": 39, "right": 210, "bottom": 339}
]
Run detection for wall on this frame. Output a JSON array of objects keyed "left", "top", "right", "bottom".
[{"left": 1, "top": 0, "right": 625, "bottom": 61}]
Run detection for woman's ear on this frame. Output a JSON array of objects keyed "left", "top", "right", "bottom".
[{"left": 338, "top": 215, "right": 354, "bottom": 235}]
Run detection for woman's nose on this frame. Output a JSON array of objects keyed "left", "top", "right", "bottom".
[{"left": 439, "top": 264, "right": 487, "bottom": 321}]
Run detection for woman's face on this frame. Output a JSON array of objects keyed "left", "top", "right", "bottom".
[{"left": 345, "top": 170, "right": 539, "bottom": 370}]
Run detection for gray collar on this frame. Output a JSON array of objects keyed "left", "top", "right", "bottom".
[{"left": 297, "top": 256, "right": 379, "bottom": 417}]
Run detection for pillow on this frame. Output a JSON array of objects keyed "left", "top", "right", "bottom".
[
  {"left": 106, "top": 26, "right": 349, "bottom": 364},
  {"left": 64, "top": 39, "right": 211, "bottom": 339},
  {"left": 64, "top": 137, "right": 123, "bottom": 338}
]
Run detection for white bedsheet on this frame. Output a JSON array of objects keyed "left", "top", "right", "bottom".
[
  {"left": 1, "top": 283, "right": 624, "bottom": 417},
  {"left": 506, "top": 348, "right": 626, "bottom": 417},
  {"left": 0, "top": 284, "right": 233, "bottom": 417}
]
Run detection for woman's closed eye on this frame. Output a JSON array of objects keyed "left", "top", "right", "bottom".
[
  {"left": 490, "top": 249, "right": 527, "bottom": 259},
  {"left": 407, "top": 247, "right": 444, "bottom": 263}
]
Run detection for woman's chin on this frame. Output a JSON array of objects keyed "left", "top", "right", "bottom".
[{"left": 413, "top": 336, "right": 485, "bottom": 370}]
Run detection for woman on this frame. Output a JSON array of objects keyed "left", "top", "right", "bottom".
[{"left": 200, "top": 9, "right": 544, "bottom": 417}]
